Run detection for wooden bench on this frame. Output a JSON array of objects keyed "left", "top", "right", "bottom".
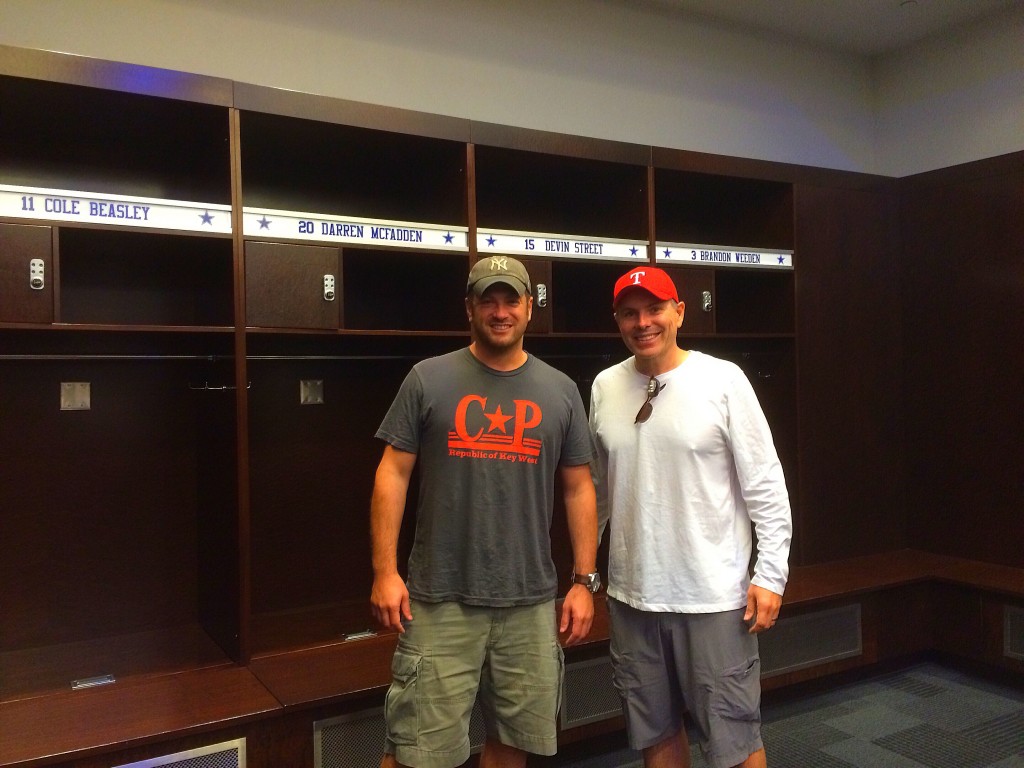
[{"left": 3, "top": 549, "right": 1022, "bottom": 767}]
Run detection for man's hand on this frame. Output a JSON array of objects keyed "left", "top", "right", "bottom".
[
  {"left": 371, "top": 572, "right": 412, "bottom": 633},
  {"left": 744, "top": 583, "right": 782, "bottom": 634},
  {"left": 559, "top": 585, "right": 595, "bottom": 646}
]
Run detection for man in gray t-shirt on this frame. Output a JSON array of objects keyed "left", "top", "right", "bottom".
[{"left": 370, "top": 256, "right": 599, "bottom": 768}]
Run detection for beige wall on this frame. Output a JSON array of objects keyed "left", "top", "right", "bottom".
[
  {"left": 1, "top": 0, "right": 1021, "bottom": 176},
  {"left": 873, "top": 5, "right": 1024, "bottom": 176}
]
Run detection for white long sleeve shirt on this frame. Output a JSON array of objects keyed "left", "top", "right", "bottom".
[{"left": 590, "top": 351, "right": 792, "bottom": 613}]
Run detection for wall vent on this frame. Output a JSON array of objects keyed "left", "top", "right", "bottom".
[
  {"left": 112, "top": 739, "right": 244, "bottom": 768},
  {"left": 1005, "top": 604, "right": 1024, "bottom": 661},
  {"left": 761, "top": 603, "right": 862, "bottom": 678},
  {"left": 560, "top": 655, "right": 621, "bottom": 730},
  {"left": 315, "top": 703, "right": 485, "bottom": 768}
]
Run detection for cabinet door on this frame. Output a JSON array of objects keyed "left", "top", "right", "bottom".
[
  {"left": 523, "top": 258, "right": 552, "bottom": 334},
  {"left": 714, "top": 270, "right": 794, "bottom": 335},
  {"left": 662, "top": 266, "right": 714, "bottom": 336},
  {"left": 245, "top": 241, "right": 341, "bottom": 329},
  {"left": 0, "top": 223, "right": 53, "bottom": 324}
]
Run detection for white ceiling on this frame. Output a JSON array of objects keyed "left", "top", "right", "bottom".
[{"left": 634, "top": 0, "right": 1024, "bottom": 56}]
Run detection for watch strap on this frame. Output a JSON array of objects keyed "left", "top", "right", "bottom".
[{"left": 571, "top": 571, "right": 601, "bottom": 592}]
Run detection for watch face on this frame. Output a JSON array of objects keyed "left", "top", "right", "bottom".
[{"left": 575, "top": 572, "right": 600, "bottom": 592}]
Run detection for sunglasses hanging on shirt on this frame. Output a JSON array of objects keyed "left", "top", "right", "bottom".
[{"left": 635, "top": 376, "right": 666, "bottom": 424}]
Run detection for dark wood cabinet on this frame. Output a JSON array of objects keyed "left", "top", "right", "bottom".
[
  {"left": 1, "top": 54, "right": 245, "bottom": 768},
  {"left": 245, "top": 240, "right": 341, "bottom": 330},
  {"left": 653, "top": 164, "right": 795, "bottom": 338},
  {"left": 473, "top": 138, "right": 649, "bottom": 242},
  {"left": 661, "top": 265, "right": 714, "bottom": 336},
  {"left": 58, "top": 228, "right": 234, "bottom": 328},
  {"left": 0, "top": 48, "right": 801, "bottom": 767},
  {"left": 521, "top": 257, "right": 553, "bottom": 334},
  {"left": 898, "top": 155, "right": 1024, "bottom": 569},
  {"left": 3, "top": 43, "right": 1021, "bottom": 768},
  {"left": 238, "top": 107, "right": 468, "bottom": 225},
  {"left": 472, "top": 130, "right": 652, "bottom": 339},
  {"left": 0, "top": 222, "right": 52, "bottom": 324},
  {"left": 714, "top": 269, "right": 795, "bottom": 335},
  {"left": 0, "top": 71, "right": 232, "bottom": 204},
  {"left": 341, "top": 249, "right": 468, "bottom": 332},
  {"left": 653, "top": 166, "right": 794, "bottom": 251}
]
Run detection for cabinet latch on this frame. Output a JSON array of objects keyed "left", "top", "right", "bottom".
[
  {"left": 536, "top": 283, "right": 548, "bottom": 308},
  {"left": 30, "top": 258, "right": 45, "bottom": 289}
]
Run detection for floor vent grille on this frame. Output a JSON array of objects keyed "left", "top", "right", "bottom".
[
  {"left": 113, "top": 739, "right": 244, "bottom": 768},
  {"left": 761, "top": 603, "right": 862, "bottom": 678}
]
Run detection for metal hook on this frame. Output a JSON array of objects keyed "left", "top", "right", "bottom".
[{"left": 188, "top": 381, "right": 251, "bottom": 391}]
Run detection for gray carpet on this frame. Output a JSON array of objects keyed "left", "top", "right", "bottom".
[{"left": 560, "top": 663, "right": 1024, "bottom": 768}]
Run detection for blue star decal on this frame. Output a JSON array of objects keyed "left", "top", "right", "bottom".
[
  {"left": 200, "top": 211, "right": 214, "bottom": 225},
  {"left": 663, "top": 248, "right": 672, "bottom": 259},
  {"left": 486, "top": 236, "right": 496, "bottom": 247},
  {"left": 443, "top": 232, "right": 454, "bottom": 244},
  {"left": 778, "top": 255, "right": 786, "bottom": 265},
  {"left": 258, "top": 216, "right": 271, "bottom": 230},
  {"left": 630, "top": 246, "right": 638, "bottom": 256}
]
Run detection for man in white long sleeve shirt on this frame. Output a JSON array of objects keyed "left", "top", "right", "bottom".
[{"left": 589, "top": 266, "right": 792, "bottom": 768}]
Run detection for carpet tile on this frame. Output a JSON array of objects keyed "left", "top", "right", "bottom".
[{"left": 556, "top": 662, "right": 1024, "bottom": 768}]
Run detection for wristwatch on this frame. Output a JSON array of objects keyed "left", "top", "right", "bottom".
[{"left": 571, "top": 571, "right": 602, "bottom": 593}]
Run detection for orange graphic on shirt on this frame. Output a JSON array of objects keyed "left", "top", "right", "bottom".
[{"left": 448, "top": 394, "right": 542, "bottom": 458}]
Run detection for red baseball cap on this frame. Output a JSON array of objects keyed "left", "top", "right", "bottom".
[{"left": 613, "top": 267, "right": 679, "bottom": 306}]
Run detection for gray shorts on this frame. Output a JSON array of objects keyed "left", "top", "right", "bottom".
[
  {"left": 608, "top": 598, "right": 763, "bottom": 768},
  {"left": 383, "top": 599, "right": 563, "bottom": 768}
]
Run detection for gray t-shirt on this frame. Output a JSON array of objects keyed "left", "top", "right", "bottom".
[{"left": 376, "top": 348, "right": 594, "bottom": 606}]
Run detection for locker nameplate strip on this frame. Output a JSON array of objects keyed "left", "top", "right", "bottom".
[
  {"left": 1, "top": 184, "right": 232, "bottom": 234},
  {"left": 477, "top": 228, "right": 647, "bottom": 262},
  {"left": 656, "top": 241, "right": 794, "bottom": 270},
  {"left": 242, "top": 206, "right": 468, "bottom": 250}
]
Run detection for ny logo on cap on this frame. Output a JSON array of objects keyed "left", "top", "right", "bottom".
[{"left": 490, "top": 257, "right": 509, "bottom": 271}]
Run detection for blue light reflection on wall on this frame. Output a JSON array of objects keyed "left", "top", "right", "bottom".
[{"left": 89, "top": 59, "right": 229, "bottom": 105}]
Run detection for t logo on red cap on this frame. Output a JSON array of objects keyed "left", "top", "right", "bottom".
[{"left": 613, "top": 266, "right": 679, "bottom": 306}]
